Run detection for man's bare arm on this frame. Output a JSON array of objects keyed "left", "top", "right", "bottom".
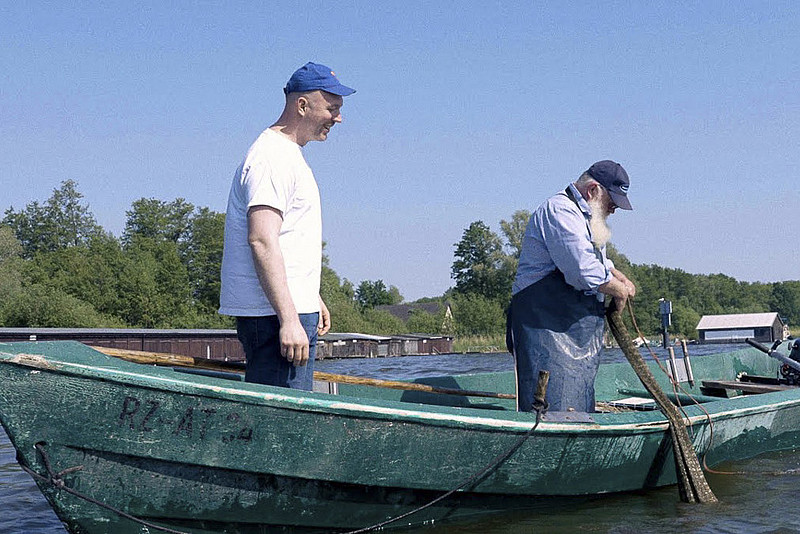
[{"left": 247, "top": 206, "right": 310, "bottom": 366}]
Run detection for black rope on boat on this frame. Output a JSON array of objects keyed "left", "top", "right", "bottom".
[
  {"left": 18, "top": 442, "right": 189, "bottom": 534},
  {"left": 343, "top": 372, "right": 549, "bottom": 534}
]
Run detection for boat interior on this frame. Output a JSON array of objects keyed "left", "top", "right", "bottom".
[{"left": 168, "top": 343, "right": 795, "bottom": 414}]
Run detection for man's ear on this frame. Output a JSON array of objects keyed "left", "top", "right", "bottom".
[
  {"left": 296, "top": 95, "right": 309, "bottom": 116},
  {"left": 588, "top": 182, "right": 602, "bottom": 201}
]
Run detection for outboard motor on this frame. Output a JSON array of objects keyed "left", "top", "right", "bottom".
[
  {"left": 746, "top": 337, "right": 800, "bottom": 385},
  {"left": 782, "top": 339, "right": 800, "bottom": 385}
]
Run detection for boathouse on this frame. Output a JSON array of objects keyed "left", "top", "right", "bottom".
[
  {"left": 0, "top": 328, "right": 246, "bottom": 360},
  {"left": 695, "top": 313, "right": 786, "bottom": 344},
  {"left": 0, "top": 328, "right": 452, "bottom": 360},
  {"left": 315, "top": 333, "right": 453, "bottom": 358}
]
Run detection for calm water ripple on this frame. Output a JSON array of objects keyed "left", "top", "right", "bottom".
[{"left": 3, "top": 345, "right": 799, "bottom": 533}]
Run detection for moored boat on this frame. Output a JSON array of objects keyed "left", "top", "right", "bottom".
[{"left": 1, "top": 340, "right": 799, "bottom": 533}]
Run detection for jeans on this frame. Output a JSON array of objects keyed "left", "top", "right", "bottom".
[{"left": 236, "top": 313, "right": 319, "bottom": 391}]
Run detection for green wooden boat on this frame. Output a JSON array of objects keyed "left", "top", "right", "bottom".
[{"left": 1, "top": 340, "right": 799, "bottom": 533}]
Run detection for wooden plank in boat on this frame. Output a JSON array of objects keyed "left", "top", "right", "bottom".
[
  {"left": 604, "top": 397, "right": 658, "bottom": 411},
  {"left": 701, "top": 380, "right": 794, "bottom": 395},
  {"left": 738, "top": 374, "right": 782, "bottom": 385}
]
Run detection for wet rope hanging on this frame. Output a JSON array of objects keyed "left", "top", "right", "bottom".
[
  {"left": 18, "top": 443, "right": 190, "bottom": 534},
  {"left": 628, "top": 311, "right": 800, "bottom": 480},
  {"left": 343, "top": 371, "right": 550, "bottom": 534},
  {"left": 607, "top": 304, "right": 718, "bottom": 503}
]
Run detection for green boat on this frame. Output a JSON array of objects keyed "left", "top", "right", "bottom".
[{"left": 1, "top": 340, "right": 799, "bottom": 533}]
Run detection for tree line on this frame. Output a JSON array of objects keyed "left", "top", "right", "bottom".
[
  {"left": 0, "top": 181, "right": 450, "bottom": 333},
  {"left": 2, "top": 181, "right": 797, "bottom": 340},
  {"left": 449, "top": 211, "right": 800, "bottom": 338}
]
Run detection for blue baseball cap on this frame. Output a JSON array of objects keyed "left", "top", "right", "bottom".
[
  {"left": 586, "top": 160, "right": 632, "bottom": 210},
  {"left": 283, "top": 62, "right": 356, "bottom": 96}
]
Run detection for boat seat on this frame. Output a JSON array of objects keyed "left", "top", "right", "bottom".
[{"left": 701, "top": 380, "right": 794, "bottom": 396}]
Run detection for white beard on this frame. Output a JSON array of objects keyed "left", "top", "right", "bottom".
[{"left": 587, "top": 197, "right": 612, "bottom": 248}]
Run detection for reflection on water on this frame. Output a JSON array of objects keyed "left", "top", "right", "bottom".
[
  {"left": 0, "top": 436, "right": 64, "bottom": 533},
  {"left": 2, "top": 345, "right": 799, "bottom": 533}
]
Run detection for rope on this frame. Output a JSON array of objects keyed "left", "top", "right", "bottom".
[
  {"left": 607, "top": 304, "right": 718, "bottom": 503},
  {"left": 624, "top": 302, "right": 800, "bottom": 479},
  {"left": 18, "top": 443, "right": 189, "bottom": 534},
  {"left": 626, "top": 302, "right": 713, "bottom": 444},
  {"left": 343, "top": 402, "right": 547, "bottom": 533}
]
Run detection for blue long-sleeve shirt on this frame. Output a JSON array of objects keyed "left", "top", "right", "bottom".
[{"left": 512, "top": 183, "right": 614, "bottom": 300}]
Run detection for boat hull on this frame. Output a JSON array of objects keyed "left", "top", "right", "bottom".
[{"left": 2, "top": 341, "right": 799, "bottom": 532}]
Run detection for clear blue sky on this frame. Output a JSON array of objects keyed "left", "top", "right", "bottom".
[{"left": 2, "top": 2, "right": 799, "bottom": 301}]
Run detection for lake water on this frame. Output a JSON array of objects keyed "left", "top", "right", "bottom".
[{"left": 3, "top": 343, "right": 800, "bottom": 533}]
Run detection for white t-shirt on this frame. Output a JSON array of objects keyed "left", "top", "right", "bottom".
[{"left": 218, "top": 128, "right": 322, "bottom": 317}]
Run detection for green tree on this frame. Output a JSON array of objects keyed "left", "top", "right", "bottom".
[
  {"left": 320, "top": 245, "right": 365, "bottom": 333},
  {"left": 3, "top": 180, "right": 104, "bottom": 257},
  {"left": 0, "top": 225, "right": 23, "bottom": 262},
  {"left": 771, "top": 281, "right": 800, "bottom": 326},
  {"left": 122, "top": 199, "right": 226, "bottom": 324},
  {"left": 2, "top": 284, "right": 124, "bottom": 328},
  {"left": 24, "top": 234, "right": 125, "bottom": 320},
  {"left": 361, "top": 308, "right": 405, "bottom": 335},
  {"left": 116, "top": 238, "right": 192, "bottom": 327},
  {"left": 606, "top": 243, "right": 633, "bottom": 273},
  {"left": 0, "top": 227, "right": 25, "bottom": 326},
  {"left": 122, "top": 198, "right": 195, "bottom": 247},
  {"left": 450, "top": 293, "right": 506, "bottom": 336},
  {"left": 451, "top": 221, "right": 515, "bottom": 304},
  {"left": 671, "top": 297, "right": 702, "bottom": 338},
  {"left": 499, "top": 209, "right": 531, "bottom": 259},
  {"left": 355, "top": 279, "right": 402, "bottom": 310},
  {"left": 406, "top": 309, "right": 445, "bottom": 335},
  {"left": 183, "top": 207, "right": 225, "bottom": 313}
]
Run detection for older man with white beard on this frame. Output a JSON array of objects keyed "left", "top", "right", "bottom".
[{"left": 508, "top": 160, "right": 636, "bottom": 413}]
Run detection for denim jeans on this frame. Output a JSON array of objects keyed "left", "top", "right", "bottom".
[{"left": 236, "top": 313, "right": 319, "bottom": 391}]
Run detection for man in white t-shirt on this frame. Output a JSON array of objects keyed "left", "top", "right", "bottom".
[{"left": 219, "top": 62, "right": 355, "bottom": 390}]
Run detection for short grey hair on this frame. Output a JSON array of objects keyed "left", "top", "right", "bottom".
[{"left": 575, "top": 172, "right": 598, "bottom": 187}]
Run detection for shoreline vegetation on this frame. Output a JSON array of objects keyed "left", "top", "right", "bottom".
[
  {"left": 452, "top": 334, "right": 508, "bottom": 354},
  {"left": 452, "top": 326, "right": 800, "bottom": 356},
  {"left": 2, "top": 181, "right": 800, "bottom": 344}
]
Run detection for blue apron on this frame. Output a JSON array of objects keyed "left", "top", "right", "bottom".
[{"left": 508, "top": 188, "right": 606, "bottom": 413}]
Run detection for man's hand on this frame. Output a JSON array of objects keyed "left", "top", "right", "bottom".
[
  {"left": 611, "top": 268, "right": 637, "bottom": 299},
  {"left": 318, "top": 297, "right": 331, "bottom": 336},
  {"left": 280, "top": 318, "right": 310, "bottom": 366},
  {"left": 600, "top": 268, "right": 637, "bottom": 312}
]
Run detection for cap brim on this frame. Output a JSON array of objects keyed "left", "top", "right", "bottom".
[
  {"left": 609, "top": 191, "right": 633, "bottom": 210},
  {"left": 322, "top": 83, "right": 356, "bottom": 96}
]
